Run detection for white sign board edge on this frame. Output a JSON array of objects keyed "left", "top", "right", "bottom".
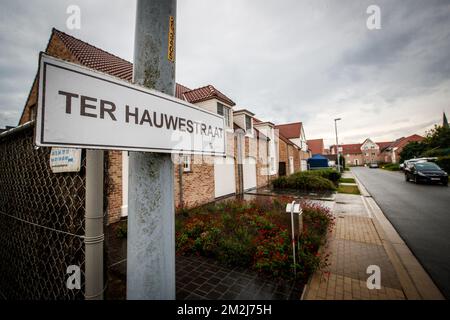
[{"left": 35, "top": 53, "right": 226, "bottom": 156}]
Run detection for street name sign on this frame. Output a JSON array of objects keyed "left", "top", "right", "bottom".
[{"left": 36, "top": 54, "right": 226, "bottom": 155}]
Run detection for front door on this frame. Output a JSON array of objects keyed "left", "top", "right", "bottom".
[{"left": 279, "top": 162, "right": 286, "bottom": 176}]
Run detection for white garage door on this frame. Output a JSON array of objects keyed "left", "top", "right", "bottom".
[
  {"left": 214, "top": 156, "right": 236, "bottom": 198},
  {"left": 243, "top": 157, "right": 257, "bottom": 191},
  {"left": 301, "top": 160, "right": 308, "bottom": 171}
]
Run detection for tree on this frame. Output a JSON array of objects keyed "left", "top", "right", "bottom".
[
  {"left": 423, "top": 125, "right": 450, "bottom": 149},
  {"left": 400, "top": 124, "right": 450, "bottom": 162},
  {"left": 399, "top": 141, "right": 427, "bottom": 163}
]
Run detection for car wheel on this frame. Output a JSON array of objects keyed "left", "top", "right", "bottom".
[
  {"left": 443, "top": 181, "right": 448, "bottom": 187},
  {"left": 405, "top": 174, "right": 409, "bottom": 182},
  {"left": 414, "top": 175, "right": 418, "bottom": 183}
]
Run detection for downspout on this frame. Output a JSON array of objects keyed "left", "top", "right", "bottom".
[
  {"left": 236, "top": 130, "right": 244, "bottom": 195},
  {"left": 179, "top": 155, "right": 183, "bottom": 207},
  {"left": 84, "top": 150, "right": 104, "bottom": 300}
]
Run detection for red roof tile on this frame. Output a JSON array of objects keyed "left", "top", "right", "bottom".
[
  {"left": 275, "top": 122, "right": 302, "bottom": 139},
  {"left": 182, "top": 85, "right": 235, "bottom": 106},
  {"left": 375, "top": 141, "right": 393, "bottom": 150},
  {"left": 307, "top": 139, "right": 324, "bottom": 154},
  {"left": 52, "top": 29, "right": 234, "bottom": 104},
  {"left": 338, "top": 144, "right": 363, "bottom": 154}
]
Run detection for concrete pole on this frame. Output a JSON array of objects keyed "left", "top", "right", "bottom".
[
  {"left": 127, "top": 0, "right": 176, "bottom": 300},
  {"left": 85, "top": 149, "right": 104, "bottom": 300}
]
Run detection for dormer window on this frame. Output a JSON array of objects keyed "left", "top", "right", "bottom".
[
  {"left": 245, "top": 115, "right": 252, "bottom": 132},
  {"left": 217, "top": 102, "right": 230, "bottom": 127}
]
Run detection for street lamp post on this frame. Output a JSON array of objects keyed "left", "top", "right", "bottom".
[{"left": 334, "top": 118, "right": 341, "bottom": 173}]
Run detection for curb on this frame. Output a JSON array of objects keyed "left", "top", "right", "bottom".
[{"left": 352, "top": 170, "right": 445, "bottom": 300}]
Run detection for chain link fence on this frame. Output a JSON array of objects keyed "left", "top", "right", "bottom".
[{"left": 0, "top": 123, "right": 86, "bottom": 299}]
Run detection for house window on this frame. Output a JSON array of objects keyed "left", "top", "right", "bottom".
[
  {"left": 217, "top": 103, "right": 230, "bottom": 127},
  {"left": 245, "top": 115, "right": 252, "bottom": 132},
  {"left": 371, "top": 152, "right": 375, "bottom": 156},
  {"left": 182, "top": 155, "right": 191, "bottom": 172},
  {"left": 289, "top": 156, "right": 294, "bottom": 174}
]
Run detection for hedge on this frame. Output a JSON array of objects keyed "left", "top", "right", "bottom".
[
  {"left": 272, "top": 171, "right": 336, "bottom": 191},
  {"left": 436, "top": 155, "right": 450, "bottom": 173}
]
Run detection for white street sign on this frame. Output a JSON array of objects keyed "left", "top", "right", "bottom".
[{"left": 35, "top": 54, "right": 226, "bottom": 155}]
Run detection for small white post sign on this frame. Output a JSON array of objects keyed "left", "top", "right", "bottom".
[
  {"left": 50, "top": 147, "right": 81, "bottom": 173},
  {"left": 35, "top": 54, "right": 226, "bottom": 155}
]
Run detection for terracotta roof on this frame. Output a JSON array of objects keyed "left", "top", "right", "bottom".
[
  {"left": 176, "top": 83, "right": 192, "bottom": 100},
  {"left": 53, "top": 29, "right": 134, "bottom": 81},
  {"left": 52, "top": 29, "right": 235, "bottom": 105},
  {"left": 382, "top": 134, "right": 424, "bottom": 151},
  {"left": 376, "top": 141, "right": 393, "bottom": 151},
  {"left": 182, "top": 85, "right": 235, "bottom": 106},
  {"left": 307, "top": 139, "right": 324, "bottom": 155},
  {"left": 334, "top": 143, "right": 363, "bottom": 154},
  {"left": 275, "top": 122, "right": 302, "bottom": 139}
]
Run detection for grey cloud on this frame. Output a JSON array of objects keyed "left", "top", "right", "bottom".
[{"left": 0, "top": 0, "right": 449, "bottom": 145}]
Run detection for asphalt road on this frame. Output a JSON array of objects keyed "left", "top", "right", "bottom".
[{"left": 351, "top": 166, "right": 450, "bottom": 299}]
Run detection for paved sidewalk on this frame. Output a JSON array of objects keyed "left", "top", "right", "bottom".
[{"left": 304, "top": 170, "right": 407, "bottom": 300}]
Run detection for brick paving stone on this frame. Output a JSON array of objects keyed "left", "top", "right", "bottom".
[
  {"left": 303, "top": 194, "right": 408, "bottom": 300},
  {"left": 176, "top": 255, "right": 303, "bottom": 300}
]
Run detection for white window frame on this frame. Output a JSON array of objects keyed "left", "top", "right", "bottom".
[
  {"left": 182, "top": 155, "right": 191, "bottom": 172},
  {"left": 217, "top": 102, "right": 230, "bottom": 128}
]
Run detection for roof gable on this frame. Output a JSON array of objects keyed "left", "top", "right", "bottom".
[{"left": 275, "top": 122, "right": 302, "bottom": 139}]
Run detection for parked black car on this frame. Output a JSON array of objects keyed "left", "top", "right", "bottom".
[{"left": 405, "top": 161, "right": 448, "bottom": 186}]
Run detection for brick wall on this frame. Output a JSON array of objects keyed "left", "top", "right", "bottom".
[
  {"left": 174, "top": 154, "right": 215, "bottom": 209},
  {"left": 106, "top": 151, "right": 123, "bottom": 224}
]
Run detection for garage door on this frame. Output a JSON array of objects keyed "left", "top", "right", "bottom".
[
  {"left": 243, "top": 157, "right": 257, "bottom": 191},
  {"left": 214, "top": 156, "right": 236, "bottom": 198},
  {"left": 301, "top": 160, "right": 308, "bottom": 171}
]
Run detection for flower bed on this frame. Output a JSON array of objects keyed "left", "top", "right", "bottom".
[{"left": 176, "top": 197, "right": 334, "bottom": 281}]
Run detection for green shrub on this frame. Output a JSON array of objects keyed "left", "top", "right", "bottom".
[
  {"left": 306, "top": 169, "right": 341, "bottom": 183},
  {"left": 436, "top": 155, "right": 450, "bottom": 173},
  {"left": 272, "top": 171, "right": 336, "bottom": 191}
]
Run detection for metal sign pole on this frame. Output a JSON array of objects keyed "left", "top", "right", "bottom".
[
  {"left": 289, "top": 200, "right": 297, "bottom": 276},
  {"left": 127, "top": 0, "right": 177, "bottom": 299}
]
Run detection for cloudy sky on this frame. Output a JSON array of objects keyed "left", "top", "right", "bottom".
[{"left": 1, "top": 0, "right": 449, "bottom": 147}]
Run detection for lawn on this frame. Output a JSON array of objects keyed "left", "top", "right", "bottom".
[
  {"left": 176, "top": 197, "right": 334, "bottom": 281},
  {"left": 339, "top": 178, "right": 355, "bottom": 183},
  {"left": 337, "top": 185, "right": 360, "bottom": 195},
  {"left": 381, "top": 163, "right": 400, "bottom": 171}
]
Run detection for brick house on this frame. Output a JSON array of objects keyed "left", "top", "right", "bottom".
[
  {"left": 330, "top": 135, "right": 424, "bottom": 166},
  {"left": 275, "top": 122, "right": 310, "bottom": 171},
  {"left": 379, "top": 134, "right": 424, "bottom": 163},
  {"left": 307, "top": 139, "right": 325, "bottom": 155},
  {"left": 17, "top": 28, "right": 312, "bottom": 224}
]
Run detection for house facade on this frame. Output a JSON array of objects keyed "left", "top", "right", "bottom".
[
  {"left": 17, "top": 28, "right": 309, "bottom": 224},
  {"left": 275, "top": 122, "right": 310, "bottom": 171},
  {"left": 330, "top": 135, "right": 424, "bottom": 166}
]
